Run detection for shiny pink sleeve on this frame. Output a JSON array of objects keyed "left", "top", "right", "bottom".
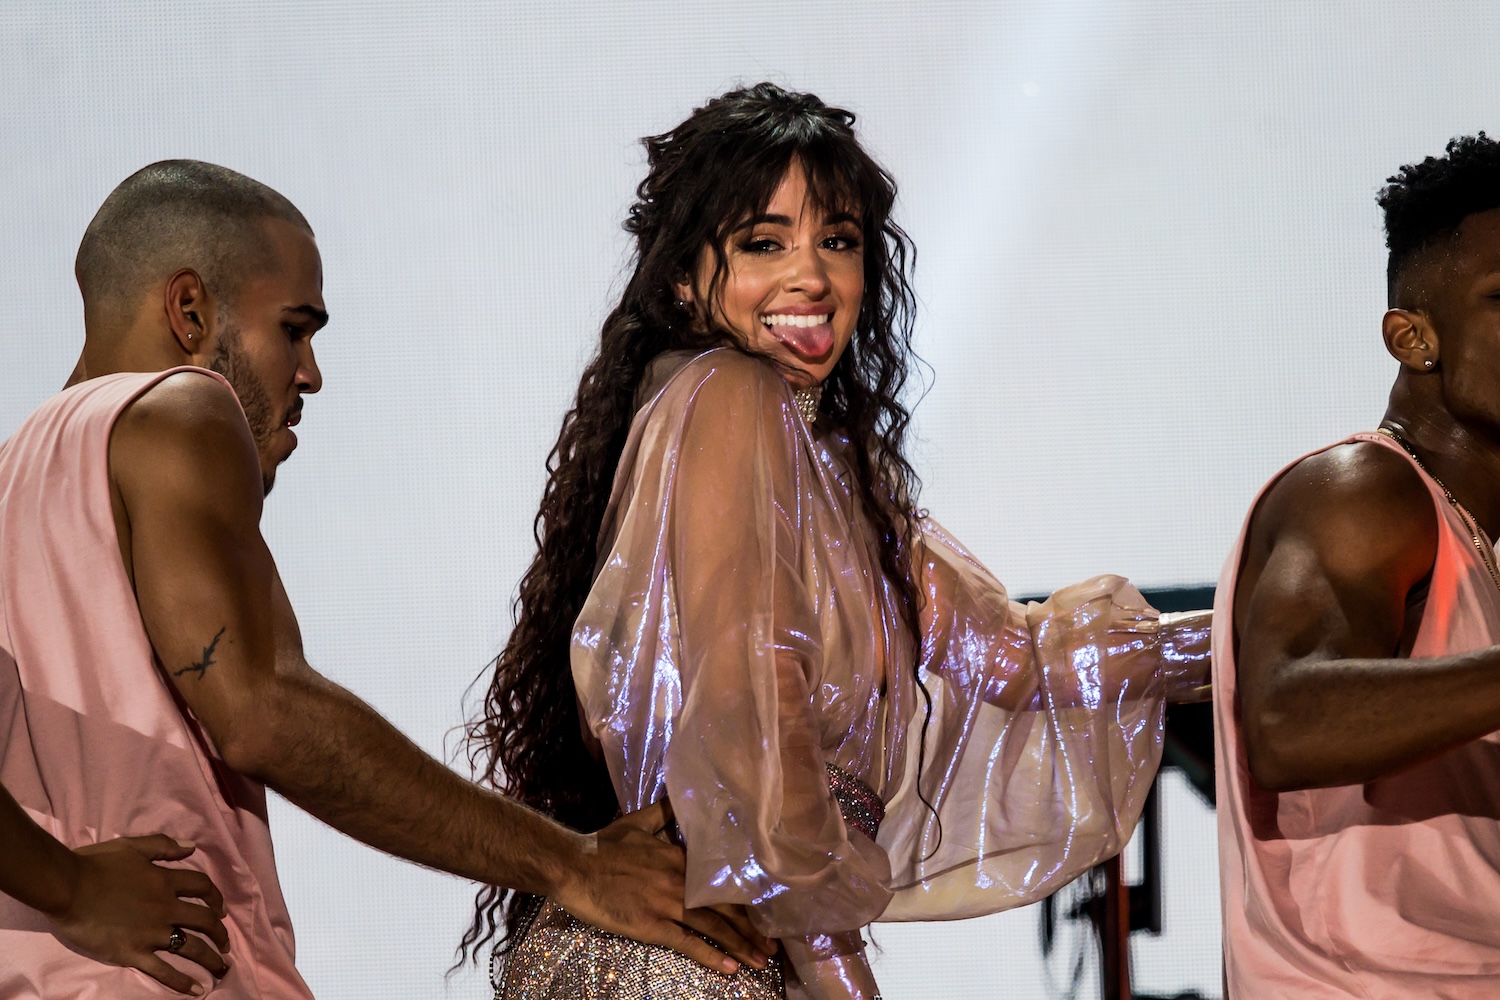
[
  {"left": 571, "top": 352, "right": 891, "bottom": 949},
  {"left": 876, "top": 520, "right": 1211, "bottom": 922}
]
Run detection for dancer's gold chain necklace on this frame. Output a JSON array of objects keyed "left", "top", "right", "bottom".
[{"left": 1377, "top": 426, "right": 1500, "bottom": 594}]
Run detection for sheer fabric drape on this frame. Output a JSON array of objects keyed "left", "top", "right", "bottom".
[{"left": 500, "top": 349, "right": 1210, "bottom": 999}]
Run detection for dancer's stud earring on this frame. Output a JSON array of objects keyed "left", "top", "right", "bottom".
[{"left": 1424, "top": 359, "right": 1435, "bottom": 369}]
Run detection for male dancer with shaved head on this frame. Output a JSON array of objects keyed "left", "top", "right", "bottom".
[
  {"left": 1217, "top": 134, "right": 1500, "bottom": 997},
  {"left": 0, "top": 161, "right": 767, "bottom": 997}
]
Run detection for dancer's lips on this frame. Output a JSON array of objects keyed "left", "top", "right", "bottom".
[
  {"left": 283, "top": 406, "right": 302, "bottom": 449},
  {"left": 760, "top": 310, "right": 834, "bottom": 360}
]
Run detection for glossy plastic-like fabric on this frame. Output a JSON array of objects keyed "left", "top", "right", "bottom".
[{"left": 522, "top": 349, "right": 1209, "bottom": 999}]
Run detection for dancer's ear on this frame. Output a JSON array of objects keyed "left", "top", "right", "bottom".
[
  {"left": 163, "top": 269, "right": 216, "bottom": 360},
  {"left": 1383, "top": 308, "right": 1440, "bottom": 373}
]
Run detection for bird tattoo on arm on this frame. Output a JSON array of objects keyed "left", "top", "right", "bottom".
[{"left": 173, "top": 626, "right": 226, "bottom": 680}]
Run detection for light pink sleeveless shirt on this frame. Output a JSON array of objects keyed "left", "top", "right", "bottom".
[
  {"left": 1215, "top": 431, "right": 1500, "bottom": 998},
  {"left": 0, "top": 369, "right": 313, "bottom": 998}
]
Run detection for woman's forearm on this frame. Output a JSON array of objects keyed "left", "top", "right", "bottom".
[{"left": 782, "top": 931, "right": 881, "bottom": 1000}]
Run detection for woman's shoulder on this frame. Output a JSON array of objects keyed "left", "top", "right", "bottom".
[{"left": 641, "top": 346, "right": 792, "bottom": 420}]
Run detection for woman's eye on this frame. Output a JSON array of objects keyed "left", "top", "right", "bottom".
[
  {"left": 284, "top": 324, "right": 305, "bottom": 339},
  {"left": 823, "top": 234, "right": 861, "bottom": 251},
  {"left": 740, "top": 237, "right": 781, "bottom": 253}
]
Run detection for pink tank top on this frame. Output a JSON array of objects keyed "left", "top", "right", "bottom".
[
  {"left": 1215, "top": 431, "right": 1500, "bottom": 998},
  {"left": 0, "top": 369, "right": 313, "bottom": 998}
]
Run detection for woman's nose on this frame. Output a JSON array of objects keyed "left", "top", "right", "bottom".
[{"left": 784, "top": 243, "right": 831, "bottom": 296}]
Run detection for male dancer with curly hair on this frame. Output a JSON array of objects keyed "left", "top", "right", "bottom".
[{"left": 1216, "top": 134, "right": 1500, "bottom": 997}]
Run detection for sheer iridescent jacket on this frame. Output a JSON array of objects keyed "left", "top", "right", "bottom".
[{"left": 569, "top": 349, "right": 1210, "bottom": 995}]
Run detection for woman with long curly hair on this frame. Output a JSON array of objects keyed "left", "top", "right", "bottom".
[{"left": 466, "top": 83, "right": 1210, "bottom": 999}]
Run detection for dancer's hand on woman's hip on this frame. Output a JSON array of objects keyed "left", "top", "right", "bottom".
[{"left": 550, "top": 798, "right": 777, "bottom": 975}]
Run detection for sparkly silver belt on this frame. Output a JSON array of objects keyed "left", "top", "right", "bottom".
[{"left": 824, "top": 762, "right": 883, "bottom": 841}]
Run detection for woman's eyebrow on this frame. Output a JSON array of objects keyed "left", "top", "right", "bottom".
[
  {"left": 731, "top": 210, "right": 860, "bottom": 232},
  {"left": 732, "top": 213, "right": 794, "bottom": 232}
]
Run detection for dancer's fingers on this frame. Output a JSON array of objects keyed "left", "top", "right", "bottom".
[
  {"left": 126, "top": 835, "right": 198, "bottom": 863},
  {"left": 642, "top": 919, "right": 739, "bottom": 975},
  {"left": 620, "top": 799, "right": 670, "bottom": 834},
  {"left": 171, "top": 867, "right": 226, "bottom": 920},
  {"left": 679, "top": 905, "right": 770, "bottom": 969},
  {"left": 169, "top": 933, "right": 229, "bottom": 980},
  {"left": 134, "top": 954, "right": 203, "bottom": 996},
  {"left": 172, "top": 901, "right": 230, "bottom": 953}
]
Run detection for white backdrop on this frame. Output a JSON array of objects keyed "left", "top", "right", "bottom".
[{"left": 5, "top": 2, "right": 1500, "bottom": 997}]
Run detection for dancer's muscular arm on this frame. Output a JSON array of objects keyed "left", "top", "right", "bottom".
[
  {"left": 1236, "top": 442, "right": 1500, "bottom": 791},
  {"left": 109, "top": 373, "right": 767, "bottom": 974}
]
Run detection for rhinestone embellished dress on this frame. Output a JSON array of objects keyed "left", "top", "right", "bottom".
[{"left": 496, "top": 349, "right": 1211, "bottom": 1000}]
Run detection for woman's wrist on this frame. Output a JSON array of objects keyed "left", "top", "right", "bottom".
[
  {"left": 1158, "top": 609, "right": 1213, "bottom": 702},
  {"left": 782, "top": 932, "right": 881, "bottom": 999}
]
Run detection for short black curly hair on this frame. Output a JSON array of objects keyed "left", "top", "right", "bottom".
[{"left": 1378, "top": 133, "right": 1500, "bottom": 308}]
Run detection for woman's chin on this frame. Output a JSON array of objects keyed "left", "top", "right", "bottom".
[
  {"left": 782, "top": 366, "right": 820, "bottom": 389},
  {"left": 770, "top": 342, "right": 840, "bottom": 386}
]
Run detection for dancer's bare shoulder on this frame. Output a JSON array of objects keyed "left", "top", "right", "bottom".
[{"left": 1243, "top": 440, "right": 1438, "bottom": 595}]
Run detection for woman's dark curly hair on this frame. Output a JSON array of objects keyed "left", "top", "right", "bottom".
[{"left": 460, "top": 81, "right": 926, "bottom": 961}]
